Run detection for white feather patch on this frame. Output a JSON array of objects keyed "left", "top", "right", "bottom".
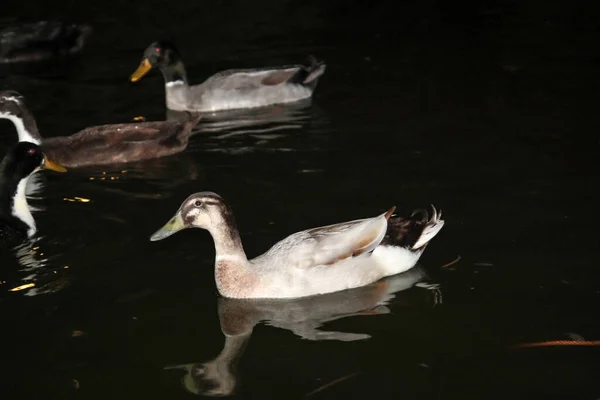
[
  {"left": 12, "top": 177, "right": 37, "bottom": 237},
  {"left": 166, "top": 80, "right": 185, "bottom": 88},
  {"left": 1, "top": 96, "right": 22, "bottom": 104},
  {"left": 372, "top": 245, "right": 421, "bottom": 276},
  {"left": 0, "top": 111, "right": 41, "bottom": 144}
]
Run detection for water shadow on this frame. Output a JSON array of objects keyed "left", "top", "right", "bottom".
[
  {"left": 164, "top": 266, "right": 441, "bottom": 396},
  {"left": 167, "top": 99, "right": 320, "bottom": 154},
  {"left": 0, "top": 236, "right": 72, "bottom": 297}
]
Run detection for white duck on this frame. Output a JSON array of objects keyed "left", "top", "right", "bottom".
[
  {"left": 150, "top": 192, "right": 444, "bottom": 299},
  {"left": 130, "top": 41, "right": 326, "bottom": 113}
]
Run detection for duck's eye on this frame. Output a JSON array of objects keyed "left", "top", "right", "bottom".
[{"left": 194, "top": 200, "right": 202, "bottom": 207}]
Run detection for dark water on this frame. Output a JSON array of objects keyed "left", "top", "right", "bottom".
[{"left": 1, "top": 0, "right": 600, "bottom": 398}]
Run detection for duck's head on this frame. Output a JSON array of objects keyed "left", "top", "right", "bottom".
[
  {"left": 0, "top": 91, "right": 43, "bottom": 144},
  {"left": 1, "top": 141, "right": 67, "bottom": 178},
  {"left": 150, "top": 192, "right": 233, "bottom": 241},
  {"left": 130, "top": 41, "right": 182, "bottom": 83},
  {"left": 0, "top": 90, "right": 26, "bottom": 118}
]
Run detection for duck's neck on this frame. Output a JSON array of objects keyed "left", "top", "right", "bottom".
[
  {"left": 217, "top": 331, "right": 251, "bottom": 365},
  {"left": 0, "top": 175, "right": 36, "bottom": 237},
  {"left": 209, "top": 214, "right": 247, "bottom": 262},
  {"left": 0, "top": 109, "right": 43, "bottom": 145},
  {"left": 161, "top": 60, "right": 188, "bottom": 87}
]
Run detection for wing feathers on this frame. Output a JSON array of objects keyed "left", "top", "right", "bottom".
[
  {"left": 295, "top": 213, "right": 389, "bottom": 268},
  {"left": 261, "top": 70, "right": 298, "bottom": 86}
]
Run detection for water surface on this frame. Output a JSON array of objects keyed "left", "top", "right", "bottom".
[{"left": 1, "top": 0, "right": 599, "bottom": 398}]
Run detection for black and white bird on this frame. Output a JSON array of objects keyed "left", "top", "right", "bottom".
[{"left": 0, "top": 142, "right": 65, "bottom": 245}]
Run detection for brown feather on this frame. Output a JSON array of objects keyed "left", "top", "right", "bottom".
[
  {"left": 384, "top": 206, "right": 396, "bottom": 220},
  {"left": 261, "top": 70, "right": 297, "bottom": 86},
  {"left": 41, "top": 117, "right": 201, "bottom": 167},
  {"left": 381, "top": 209, "right": 429, "bottom": 248},
  {"left": 318, "top": 221, "right": 386, "bottom": 266},
  {"left": 351, "top": 228, "right": 384, "bottom": 257}
]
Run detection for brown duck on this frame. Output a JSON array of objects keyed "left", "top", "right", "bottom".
[{"left": 0, "top": 90, "right": 201, "bottom": 167}]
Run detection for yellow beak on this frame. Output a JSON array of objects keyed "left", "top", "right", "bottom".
[
  {"left": 130, "top": 59, "right": 152, "bottom": 82},
  {"left": 43, "top": 156, "right": 67, "bottom": 173}
]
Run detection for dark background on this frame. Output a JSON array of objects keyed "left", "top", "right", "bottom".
[{"left": 1, "top": 0, "right": 599, "bottom": 398}]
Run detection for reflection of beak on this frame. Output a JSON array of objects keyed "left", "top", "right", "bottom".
[
  {"left": 150, "top": 212, "right": 185, "bottom": 241},
  {"left": 43, "top": 156, "right": 67, "bottom": 173},
  {"left": 181, "top": 373, "right": 202, "bottom": 396},
  {"left": 130, "top": 59, "right": 152, "bottom": 82}
]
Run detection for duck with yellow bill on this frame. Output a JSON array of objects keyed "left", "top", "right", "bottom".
[
  {"left": 0, "top": 142, "right": 66, "bottom": 245},
  {"left": 130, "top": 41, "right": 326, "bottom": 113},
  {"left": 150, "top": 192, "right": 444, "bottom": 299}
]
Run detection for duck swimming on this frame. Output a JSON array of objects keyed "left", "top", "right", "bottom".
[
  {"left": 0, "top": 142, "right": 65, "bottom": 245},
  {"left": 0, "top": 21, "right": 91, "bottom": 64},
  {"left": 130, "top": 41, "right": 326, "bottom": 113},
  {"left": 150, "top": 192, "right": 444, "bottom": 299},
  {"left": 0, "top": 91, "right": 201, "bottom": 168}
]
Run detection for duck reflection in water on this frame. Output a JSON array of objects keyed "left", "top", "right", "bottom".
[
  {"left": 167, "top": 99, "right": 322, "bottom": 154},
  {"left": 164, "top": 266, "right": 441, "bottom": 397},
  {"left": 0, "top": 239, "right": 71, "bottom": 297}
]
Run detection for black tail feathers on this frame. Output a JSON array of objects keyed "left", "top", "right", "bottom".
[{"left": 287, "top": 56, "right": 326, "bottom": 88}]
